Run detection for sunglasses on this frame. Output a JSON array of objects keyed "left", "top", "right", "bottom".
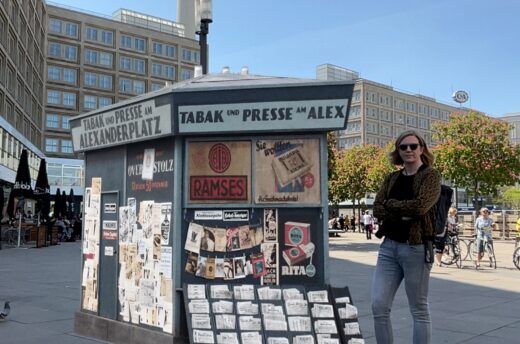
[{"left": 398, "top": 144, "right": 420, "bottom": 151}]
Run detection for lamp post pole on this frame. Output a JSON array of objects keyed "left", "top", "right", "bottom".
[
  {"left": 198, "top": 19, "right": 211, "bottom": 74},
  {"left": 196, "top": 0, "right": 212, "bottom": 75}
]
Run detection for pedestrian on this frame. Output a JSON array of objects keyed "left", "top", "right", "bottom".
[
  {"left": 474, "top": 207, "right": 496, "bottom": 268},
  {"left": 434, "top": 207, "right": 458, "bottom": 267},
  {"left": 339, "top": 214, "right": 345, "bottom": 231},
  {"left": 344, "top": 214, "right": 350, "bottom": 231},
  {"left": 350, "top": 216, "right": 355, "bottom": 232},
  {"left": 363, "top": 210, "right": 374, "bottom": 239},
  {"left": 371, "top": 130, "right": 441, "bottom": 344}
]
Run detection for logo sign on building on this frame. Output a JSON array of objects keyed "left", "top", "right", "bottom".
[
  {"left": 177, "top": 99, "right": 350, "bottom": 134},
  {"left": 71, "top": 97, "right": 172, "bottom": 152},
  {"left": 452, "top": 90, "right": 469, "bottom": 104}
]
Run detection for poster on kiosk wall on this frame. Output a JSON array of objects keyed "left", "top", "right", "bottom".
[
  {"left": 187, "top": 141, "right": 252, "bottom": 204},
  {"left": 255, "top": 138, "right": 321, "bottom": 204}
]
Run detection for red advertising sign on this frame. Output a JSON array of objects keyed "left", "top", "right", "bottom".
[
  {"left": 190, "top": 176, "right": 248, "bottom": 200},
  {"left": 102, "top": 230, "right": 118, "bottom": 240}
]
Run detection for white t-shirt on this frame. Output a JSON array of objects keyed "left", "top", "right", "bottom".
[{"left": 363, "top": 214, "right": 373, "bottom": 226}]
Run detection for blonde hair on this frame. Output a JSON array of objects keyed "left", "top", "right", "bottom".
[
  {"left": 390, "top": 130, "right": 434, "bottom": 166},
  {"left": 448, "top": 207, "right": 457, "bottom": 216}
]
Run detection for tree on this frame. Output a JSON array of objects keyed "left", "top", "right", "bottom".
[
  {"left": 366, "top": 142, "right": 398, "bottom": 193},
  {"left": 433, "top": 111, "right": 520, "bottom": 209},
  {"left": 327, "top": 132, "right": 341, "bottom": 205},
  {"left": 499, "top": 187, "right": 520, "bottom": 209}
]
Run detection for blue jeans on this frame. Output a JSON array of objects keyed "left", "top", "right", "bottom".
[{"left": 371, "top": 238, "right": 432, "bottom": 344}]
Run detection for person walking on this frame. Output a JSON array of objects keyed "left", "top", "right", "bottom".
[
  {"left": 338, "top": 214, "right": 345, "bottom": 231},
  {"left": 363, "top": 210, "right": 375, "bottom": 239},
  {"left": 371, "top": 130, "right": 441, "bottom": 344},
  {"left": 474, "top": 207, "right": 496, "bottom": 268}
]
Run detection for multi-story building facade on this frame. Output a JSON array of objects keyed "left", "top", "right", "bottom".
[
  {"left": 316, "top": 64, "right": 463, "bottom": 149},
  {"left": 1, "top": 0, "right": 46, "bottom": 199},
  {"left": 44, "top": 4, "right": 201, "bottom": 158},
  {"left": 501, "top": 113, "right": 520, "bottom": 146}
]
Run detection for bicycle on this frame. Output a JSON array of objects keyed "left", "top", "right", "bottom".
[
  {"left": 469, "top": 232, "right": 496, "bottom": 269},
  {"left": 441, "top": 227, "right": 466, "bottom": 268},
  {"left": 513, "top": 237, "right": 520, "bottom": 270},
  {"left": 3, "top": 227, "right": 27, "bottom": 246}
]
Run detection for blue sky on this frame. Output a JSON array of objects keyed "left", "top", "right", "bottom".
[{"left": 57, "top": 0, "right": 519, "bottom": 117}]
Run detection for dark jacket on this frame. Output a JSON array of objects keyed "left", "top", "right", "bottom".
[{"left": 373, "top": 165, "right": 441, "bottom": 244}]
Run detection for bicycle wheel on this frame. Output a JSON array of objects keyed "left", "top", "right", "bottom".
[
  {"left": 459, "top": 239, "right": 470, "bottom": 261},
  {"left": 5, "top": 229, "right": 17, "bottom": 246},
  {"left": 513, "top": 247, "right": 520, "bottom": 270},
  {"left": 468, "top": 240, "right": 478, "bottom": 263},
  {"left": 441, "top": 243, "right": 457, "bottom": 265},
  {"left": 454, "top": 241, "right": 462, "bottom": 268},
  {"left": 486, "top": 243, "right": 496, "bottom": 269}
]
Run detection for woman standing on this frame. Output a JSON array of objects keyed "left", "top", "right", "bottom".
[
  {"left": 435, "top": 207, "right": 458, "bottom": 266},
  {"left": 474, "top": 207, "right": 496, "bottom": 268},
  {"left": 372, "top": 130, "right": 441, "bottom": 344}
]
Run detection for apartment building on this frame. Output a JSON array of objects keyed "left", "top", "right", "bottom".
[
  {"left": 501, "top": 113, "right": 520, "bottom": 146},
  {"left": 0, "top": 0, "right": 46, "bottom": 189},
  {"left": 316, "top": 64, "right": 463, "bottom": 149},
  {"left": 44, "top": 4, "right": 201, "bottom": 158}
]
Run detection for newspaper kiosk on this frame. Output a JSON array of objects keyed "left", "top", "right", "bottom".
[{"left": 72, "top": 73, "right": 356, "bottom": 343}]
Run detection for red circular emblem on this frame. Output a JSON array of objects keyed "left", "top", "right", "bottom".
[
  {"left": 208, "top": 144, "right": 231, "bottom": 173},
  {"left": 302, "top": 173, "right": 315, "bottom": 188}
]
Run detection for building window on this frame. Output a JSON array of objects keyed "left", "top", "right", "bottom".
[
  {"left": 99, "top": 97, "right": 112, "bottom": 108},
  {"left": 151, "top": 83, "right": 164, "bottom": 91},
  {"left": 153, "top": 42, "right": 163, "bottom": 55},
  {"left": 64, "top": 46, "right": 77, "bottom": 61},
  {"left": 45, "top": 138, "right": 58, "bottom": 152},
  {"left": 120, "top": 79, "right": 132, "bottom": 92},
  {"left": 101, "top": 31, "right": 113, "bottom": 45},
  {"left": 46, "top": 114, "right": 59, "bottom": 128},
  {"left": 99, "top": 75, "right": 112, "bottom": 89},
  {"left": 48, "top": 43, "right": 60, "bottom": 57},
  {"left": 120, "top": 56, "right": 131, "bottom": 70},
  {"left": 62, "top": 92, "right": 76, "bottom": 107},
  {"left": 62, "top": 116, "right": 70, "bottom": 129},
  {"left": 47, "top": 66, "right": 60, "bottom": 81},
  {"left": 165, "top": 45, "right": 175, "bottom": 58},
  {"left": 86, "top": 27, "right": 98, "bottom": 41},
  {"left": 65, "top": 23, "right": 78, "bottom": 37},
  {"left": 85, "top": 50, "right": 98, "bottom": 64},
  {"left": 181, "top": 69, "right": 193, "bottom": 80},
  {"left": 99, "top": 52, "right": 113, "bottom": 67},
  {"left": 135, "top": 38, "right": 145, "bottom": 52},
  {"left": 182, "top": 49, "right": 192, "bottom": 61},
  {"left": 61, "top": 140, "right": 73, "bottom": 153},
  {"left": 165, "top": 66, "right": 175, "bottom": 79},
  {"left": 47, "top": 90, "right": 60, "bottom": 104},
  {"left": 133, "top": 80, "right": 145, "bottom": 94},
  {"left": 134, "top": 59, "right": 145, "bottom": 74},
  {"left": 84, "top": 95, "right": 97, "bottom": 109},
  {"left": 63, "top": 68, "right": 76, "bottom": 83},
  {"left": 84, "top": 72, "right": 97, "bottom": 87},
  {"left": 49, "top": 19, "right": 62, "bottom": 33},
  {"left": 121, "top": 35, "right": 132, "bottom": 48},
  {"left": 152, "top": 63, "right": 162, "bottom": 76}
]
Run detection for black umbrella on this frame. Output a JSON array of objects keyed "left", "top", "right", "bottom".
[
  {"left": 12, "top": 149, "right": 33, "bottom": 200},
  {"left": 54, "top": 188, "right": 61, "bottom": 218},
  {"left": 61, "top": 190, "right": 67, "bottom": 218},
  {"left": 34, "top": 159, "right": 51, "bottom": 222},
  {"left": 67, "top": 188, "right": 75, "bottom": 219}
]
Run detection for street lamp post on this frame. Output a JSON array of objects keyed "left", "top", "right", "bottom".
[{"left": 196, "top": 0, "right": 212, "bottom": 74}]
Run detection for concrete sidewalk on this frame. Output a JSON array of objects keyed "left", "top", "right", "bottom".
[
  {"left": 329, "top": 232, "right": 520, "bottom": 343},
  {"left": 0, "top": 234, "right": 518, "bottom": 343}
]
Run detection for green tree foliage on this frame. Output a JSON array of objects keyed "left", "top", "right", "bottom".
[
  {"left": 500, "top": 187, "right": 520, "bottom": 209},
  {"left": 366, "top": 142, "right": 398, "bottom": 192},
  {"left": 433, "top": 111, "right": 520, "bottom": 208}
]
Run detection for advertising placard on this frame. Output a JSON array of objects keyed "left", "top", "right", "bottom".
[
  {"left": 255, "top": 138, "right": 321, "bottom": 204},
  {"left": 188, "top": 141, "right": 251, "bottom": 203}
]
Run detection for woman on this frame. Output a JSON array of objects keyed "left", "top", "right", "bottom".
[
  {"left": 363, "top": 210, "right": 374, "bottom": 240},
  {"left": 372, "top": 130, "right": 441, "bottom": 344},
  {"left": 474, "top": 207, "right": 496, "bottom": 267},
  {"left": 435, "top": 207, "right": 458, "bottom": 266}
]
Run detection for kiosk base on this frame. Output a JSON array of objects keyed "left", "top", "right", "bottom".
[{"left": 74, "top": 311, "right": 187, "bottom": 344}]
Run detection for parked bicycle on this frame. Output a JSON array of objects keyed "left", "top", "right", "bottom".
[
  {"left": 2, "top": 227, "right": 27, "bottom": 246},
  {"left": 513, "top": 237, "right": 520, "bottom": 270}
]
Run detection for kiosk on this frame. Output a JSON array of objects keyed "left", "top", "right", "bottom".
[{"left": 72, "top": 73, "right": 355, "bottom": 343}]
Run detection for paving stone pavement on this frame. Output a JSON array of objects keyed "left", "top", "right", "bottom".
[{"left": 0, "top": 234, "right": 519, "bottom": 343}]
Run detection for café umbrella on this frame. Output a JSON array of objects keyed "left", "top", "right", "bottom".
[
  {"left": 11, "top": 149, "right": 34, "bottom": 247},
  {"left": 34, "top": 159, "right": 51, "bottom": 224},
  {"left": 67, "top": 188, "right": 75, "bottom": 219},
  {"left": 54, "top": 188, "right": 62, "bottom": 218}
]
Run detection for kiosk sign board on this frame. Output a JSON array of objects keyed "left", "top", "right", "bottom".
[
  {"left": 177, "top": 99, "right": 349, "bottom": 134},
  {"left": 71, "top": 97, "right": 172, "bottom": 152}
]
